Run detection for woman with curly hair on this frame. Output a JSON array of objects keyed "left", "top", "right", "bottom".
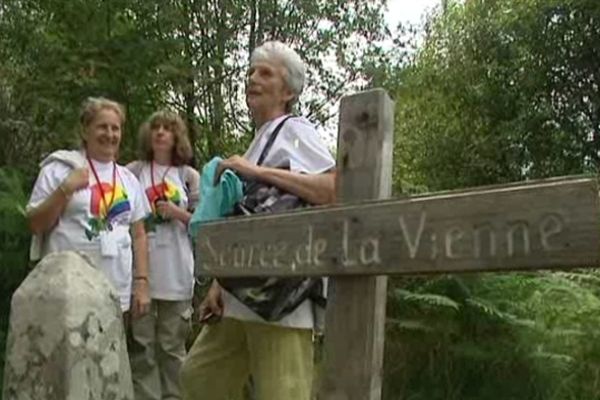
[{"left": 127, "top": 109, "right": 199, "bottom": 400}]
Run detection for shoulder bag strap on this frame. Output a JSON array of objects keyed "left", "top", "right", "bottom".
[{"left": 256, "top": 115, "right": 294, "bottom": 166}]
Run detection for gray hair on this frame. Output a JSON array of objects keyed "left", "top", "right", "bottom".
[{"left": 250, "top": 41, "right": 306, "bottom": 111}]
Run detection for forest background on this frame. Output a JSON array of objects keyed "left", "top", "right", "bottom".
[{"left": 2, "top": 1, "right": 600, "bottom": 399}]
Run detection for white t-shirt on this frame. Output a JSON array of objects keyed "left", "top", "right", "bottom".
[
  {"left": 222, "top": 114, "right": 336, "bottom": 329},
  {"left": 135, "top": 162, "right": 195, "bottom": 301},
  {"left": 28, "top": 156, "right": 150, "bottom": 311}
]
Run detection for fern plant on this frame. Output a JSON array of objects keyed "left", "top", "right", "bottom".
[{"left": 384, "top": 271, "right": 600, "bottom": 400}]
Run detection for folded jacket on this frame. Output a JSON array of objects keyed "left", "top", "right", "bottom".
[{"left": 188, "top": 156, "right": 243, "bottom": 241}]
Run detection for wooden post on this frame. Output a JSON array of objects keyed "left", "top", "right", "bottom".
[{"left": 318, "top": 89, "right": 394, "bottom": 400}]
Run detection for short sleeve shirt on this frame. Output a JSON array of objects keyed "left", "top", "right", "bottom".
[
  {"left": 28, "top": 156, "right": 150, "bottom": 311},
  {"left": 222, "top": 114, "right": 335, "bottom": 329},
  {"left": 135, "top": 162, "right": 195, "bottom": 301}
]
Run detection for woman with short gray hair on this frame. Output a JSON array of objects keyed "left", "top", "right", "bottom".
[
  {"left": 250, "top": 40, "right": 306, "bottom": 112},
  {"left": 180, "top": 41, "right": 336, "bottom": 400}
]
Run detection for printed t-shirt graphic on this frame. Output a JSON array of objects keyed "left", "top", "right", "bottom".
[
  {"left": 145, "top": 179, "right": 182, "bottom": 231},
  {"left": 86, "top": 178, "right": 132, "bottom": 240}
]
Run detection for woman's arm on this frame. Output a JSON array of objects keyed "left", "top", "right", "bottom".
[
  {"left": 155, "top": 201, "right": 193, "bottom": 224},
  {"left": 217, "top": 155, "right": 336, "bottom": 205},
  {"left": 254, "top": 167, "right": 335, "bottom": 205},
  {"left": 155, "top": 166, "right": 200, "bottom": 224},
  {"left": 131, "top": 219, "right": 150, "bottom": 318},
  {"left": 28, "top": 168, "right": 89, "bottom": 234},
  {"left": 183, "top": 166, "right": 201, "bottom": 211}
]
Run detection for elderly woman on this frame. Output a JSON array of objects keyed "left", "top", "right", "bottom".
[
  {"left": 180, "top": 41, "right": 336, "bottom": 400},
  {"left": 27, "top": 97, "right": 151, "bottom": 317},
  {"left": 126, "top": 110, "right": 199, "bottom": 400}
]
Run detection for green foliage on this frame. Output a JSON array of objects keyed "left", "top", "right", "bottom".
[
  {"left": 378, "top": 0, "right": 600, "bottom": 193},
  {"left": 384, "top": 272, "right": 600, "bottom": 400},
  {"left": 0, "top": 168, "right": 31, "bottom": 394},
  {"left": 0, "top": 0, "right": 388, "bottom": 167},
  {"left": 392, "top": 288, "right": 461, "bottom": 311}
]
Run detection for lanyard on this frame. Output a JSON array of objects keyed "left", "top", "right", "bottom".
[
  {"left": 87, "top": 156, "right": 117, "bottom": 221},
  {"left": 150, "top": 161, "right": 171, "bottom": 200}
]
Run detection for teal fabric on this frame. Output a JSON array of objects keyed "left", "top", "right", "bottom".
[{"left": 188, "top": 157, "right": 244, "bottom": 241}]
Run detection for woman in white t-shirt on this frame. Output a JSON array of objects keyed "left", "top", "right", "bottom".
[
  {"left": 181, "top": 41, "right": 336, "bottom": 400},
  {"left": 126, "top": 109, "right": 199, "bottom": 400},
  {"left": 27, "top": 97, "right": 152, "bottom": 316}
]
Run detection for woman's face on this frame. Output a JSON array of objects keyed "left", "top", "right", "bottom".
[
  {"left": 150, "top": 121, "right": 175, "bottom": 155},
  {"left": 246, "top": 59, "right": 294, "bottom": 117},
  {"left": 83, "top": 108, "right": 122, "bottom": 162}
]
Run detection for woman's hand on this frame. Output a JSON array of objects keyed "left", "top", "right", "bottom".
[
  {"left": 215, "top": 155, "right": 259, "bottom": 184},
  {"left": 198, "top": 280, "right": 223, "bottom": 323},
  {"left": 62, "top": 168, "right": 89, "bottom": 195},
  {"left": 155, "top": 200, "right": 182, "bottom": 220},
  {"left": 131, "top": 278, "right": 151, "bottom": 319}
]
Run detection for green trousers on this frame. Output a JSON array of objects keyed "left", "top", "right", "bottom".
[{"left": 130, "top": 300, "right": 192, "bottom": 400}]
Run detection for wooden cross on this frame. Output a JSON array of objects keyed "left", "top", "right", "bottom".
[{"left": 195, "top": 89, "right": 600, "bottom": 400}]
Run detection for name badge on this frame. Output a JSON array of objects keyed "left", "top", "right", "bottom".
[{"left": 100, "top": 230, "right": 119, "bottom": 257}]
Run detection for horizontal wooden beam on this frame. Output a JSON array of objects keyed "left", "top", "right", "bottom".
[{"left": 195, "top": 176, "right": 600, "bottom": 277}]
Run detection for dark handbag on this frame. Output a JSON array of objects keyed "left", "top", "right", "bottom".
[{"left": 218, "top": 116, "right": 325, "bottom": 321}]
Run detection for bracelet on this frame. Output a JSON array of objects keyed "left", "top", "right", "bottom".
[{"left": 134, "top": 276, "right": 148, "bottom": 281}]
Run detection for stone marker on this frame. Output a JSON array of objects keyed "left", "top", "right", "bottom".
[{"left": 2, "top": 251, "right": 133, "bottom": 400}]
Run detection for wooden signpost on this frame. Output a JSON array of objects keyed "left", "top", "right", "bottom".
[
  {"left": 197, "top": 177, "right": 600, "bottom": 277},
  {"left": 195, "top": 89, "right": 600, "bottom": 400}
]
